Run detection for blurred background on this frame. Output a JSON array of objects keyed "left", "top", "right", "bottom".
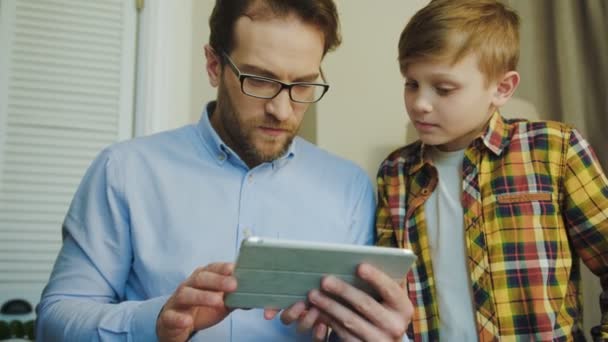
[{"left": 0, "top": 0, "right": 606, "bottom": 340}]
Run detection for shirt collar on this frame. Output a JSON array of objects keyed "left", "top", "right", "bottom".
[
  {"left": 407, "top": 142, "right": 431, "bottom": 176},
  {"left": 197, "top": 101, "right": 297, "bottom": 169},
  {"left": 407, "top": 112, "right": 511, "bottom": 175},
  {"left": 480, "top": 111, "right": 511, "bottom": 156}
]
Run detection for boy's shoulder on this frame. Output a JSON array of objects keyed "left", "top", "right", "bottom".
[
  {"left": 377, "top": 116, "right": 577, "bottom": 176},
  {"left": 378, "top": 140, "right": 423, "bottom": 173},
  {"left": 503, "top": 117, "right": 575, "bottom": 143},
  {"left": 505, "top": 117, "right": 573, "bottom": 132}
]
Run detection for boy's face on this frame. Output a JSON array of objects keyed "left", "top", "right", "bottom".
[{"left": 403, "top": 54, "right": 500, "bottom": 151}]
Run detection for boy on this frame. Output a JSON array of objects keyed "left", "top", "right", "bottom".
[{"left": 376, "top": 0, "right": 608, "bottom": 340}]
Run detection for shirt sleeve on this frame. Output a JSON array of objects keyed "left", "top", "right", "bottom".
[
  {"left": 348, "top": 169, "right": 376, "bottom": 247},
  {"left": 375, "top": 163, "right": 398, "bottom": 248},
  {"left": 561, "top": 129, "right": 608, "bottom": 338},
  {"left": 35, "top": 148, "right": 167, "bottom": 341}
]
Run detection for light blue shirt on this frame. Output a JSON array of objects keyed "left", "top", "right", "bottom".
[{"left": 36, "top": 102, "right": 376, "bottom": 341}]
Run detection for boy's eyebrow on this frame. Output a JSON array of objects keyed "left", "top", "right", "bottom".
[
  {"left": 424, "top": 71, "right": 458, "bottom": 79},
  {"left": 425, "top": 72, "right": 462, "bottom": 84},
  {"left": 238, "top": 63, "right": 320, "bottom": 82}
]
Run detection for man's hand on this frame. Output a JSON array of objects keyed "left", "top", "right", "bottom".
[
  {"left": 156, "top": 262, "right": 237, "bottom": 342},
  {"left": 308, "top": 263, "right": 413, "bottom": 342},
  {"left": 264, "top": 302, "right": 330, "bottom": 341},
  {"left": 264, "top": 263, "right": 413, "bottom": 341}
]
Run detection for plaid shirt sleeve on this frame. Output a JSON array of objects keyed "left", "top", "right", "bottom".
[
  {"left": 561, "top": 128, "right": 608, "bottom": 338},
  {"left": 375, "top": 167, "right": 398, "bottom": 248}
]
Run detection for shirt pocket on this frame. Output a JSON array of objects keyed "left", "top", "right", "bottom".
[
  {"left": 485, "top": 190, "right": 566, "bottom": 274},
  {"left": 483, "top": 191, "right": 571, "bottom": 328}
]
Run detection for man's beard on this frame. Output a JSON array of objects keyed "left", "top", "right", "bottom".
[{"left": 216, "top": 84, "right": 297, "bottom": 167}]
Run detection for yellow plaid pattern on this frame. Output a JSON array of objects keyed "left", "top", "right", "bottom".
[{"left": 376, "top": 113, "right": 608, "bottom": 341}]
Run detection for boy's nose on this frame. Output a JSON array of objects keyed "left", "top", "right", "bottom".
[
  {"left": 411, "top": 93, "right": 433, "bottom": 114},
  {"left": 265, "top": 89, "right": 294, "bottom": 121}
]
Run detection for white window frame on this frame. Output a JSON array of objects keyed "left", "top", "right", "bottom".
[{"left": 134, "top": 0, "right": 193, "bottom": 137}]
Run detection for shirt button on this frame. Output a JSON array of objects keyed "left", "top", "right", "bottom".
[
  {"left": 248, "top": 174, "right": 253, "bottom": 183},
  {"left": 218, "top": 154, "right": 225, "bottom": 161},
  {"left": 243, "top": 228, "right": 252, "bottom": 238}
]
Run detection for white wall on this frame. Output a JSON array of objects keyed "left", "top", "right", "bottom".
[{"left": 191, "top": 2, "right": 216, "bottom": 121}]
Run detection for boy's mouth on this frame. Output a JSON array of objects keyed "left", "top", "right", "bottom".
[{"left": 414, "top": 120, "right": 439, "bottom": 131}]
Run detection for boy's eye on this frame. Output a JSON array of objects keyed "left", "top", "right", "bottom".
[
  {"left": 404, "top": 81, "right": 418, "bottom": 89},
  {"left": 435, "top": 87, "right": 453, "bottom": 96}
]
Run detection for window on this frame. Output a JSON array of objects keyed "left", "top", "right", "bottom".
[{"left": 0, "top": 0, "right": 136, "bottom": 321}]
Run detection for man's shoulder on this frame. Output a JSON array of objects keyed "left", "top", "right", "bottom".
[{"left": 104, "top": 124, "right": 197, "bottom": 160}]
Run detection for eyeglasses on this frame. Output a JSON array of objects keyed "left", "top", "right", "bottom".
[{"left": 221, "top": 52, "right": 330, "bottom": 103}]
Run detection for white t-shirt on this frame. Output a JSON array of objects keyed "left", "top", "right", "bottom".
[{"left": 424, "top": 147, "right": 477, "bottom": 341}]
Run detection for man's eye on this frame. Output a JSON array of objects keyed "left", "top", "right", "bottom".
[{"left": 247, "top": 77, "right": 275, "bottom": 88}]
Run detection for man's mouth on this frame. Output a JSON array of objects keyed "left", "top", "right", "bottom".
[{"left": 258, "top": 126, "right": 290, "bottom": 137}]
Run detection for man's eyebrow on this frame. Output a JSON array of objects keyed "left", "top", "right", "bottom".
[{"left": 238, "top": 63, "right": 321, "bottom": 82}]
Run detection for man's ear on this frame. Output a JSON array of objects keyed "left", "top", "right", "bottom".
[
  {"left": 204, "top": 44, "right": 222, "bottom": 88},
  {"left": 492, "top": 71, "right": 520, "bottom": 107}
]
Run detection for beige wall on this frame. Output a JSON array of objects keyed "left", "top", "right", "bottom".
[{"left": 317, "top": 0, "right": 429, "bottom": 180}]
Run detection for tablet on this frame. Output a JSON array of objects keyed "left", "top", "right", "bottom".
[{"left": 224, "top": 236, "right": 416, "bottom": 309}]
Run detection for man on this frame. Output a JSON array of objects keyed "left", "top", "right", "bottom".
[{"left": 36, "top": 1, "right": 412, "bottom": 341}]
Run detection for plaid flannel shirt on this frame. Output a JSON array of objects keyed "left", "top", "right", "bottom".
[{"left": 376, "top": 112, "right": 608, "bottom": 341}]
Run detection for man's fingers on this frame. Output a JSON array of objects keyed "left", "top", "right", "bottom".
[
  {"left": 280, "top": 301, "right": 307, "bottom": 325},
  {"left": 320, "top": 269, "right": 410, "bottom": 338},
  {"left": 186, "top": 266, "right": 237, "bottom": 292},
  {"left": 357, "top": 263, "right": 406, "bottom": 310},
  {"left": 172, "top": 285, "right": 225, "bottom": 308},
  {"left": 319, "top": 274, "right": 397, "bottom": 332},
  {"left": 297, "top": 306, "right": 320, "bottom": 333},
  {"left": 156, "top": 263, "right": 239, "bottom": 341},
  {"left": 316, "top": 312, "right": 362, "bottom": 342},
  {"left": 312, "top": 321, "right": 329, "bottom": 342},
  {"left": 159, "top": 308, "right": 193, "bottom": 329},
  {"left": 313, "top": 266, "right": 411, "bottom": 340},
  {"left": 263, "top": 308, "right": 280, "bottom": 320},
  {"left": 308, "top": 289, "right": 377, "bottom": 340},
  {"left": 357, "top": 264, "right": 412, "bottom": 335},
  {"left": 203, "top": 262, "right": 235, "bottom": 276}
]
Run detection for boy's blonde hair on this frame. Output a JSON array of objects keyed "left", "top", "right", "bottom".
[{"left": 398, "top": 0, "right": 519, "bottom": 84}]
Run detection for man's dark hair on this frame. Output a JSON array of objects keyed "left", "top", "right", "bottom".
[{"left": 209, "top": 0, "right": 341, "bottom": 57}]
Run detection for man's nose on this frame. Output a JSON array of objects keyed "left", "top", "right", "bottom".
[{"left": 265, "top": 88, "right": 294, "bottom": 121}]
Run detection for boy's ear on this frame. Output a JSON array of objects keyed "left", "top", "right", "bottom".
[
  {"left": 492, "top": 71, "right": 520, "bottom": 107},
  {"left": 204, "top": 44, "right": 222, "bottom": 88}
]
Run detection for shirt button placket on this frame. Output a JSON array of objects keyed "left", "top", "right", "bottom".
[{"left": 239, "top": 172, "right": 255, "bottom": 244}]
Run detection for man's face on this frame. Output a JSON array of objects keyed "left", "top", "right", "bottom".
[
  {"left": 210, "top": 14, "right": 325, "bottom": 167},
  {"left": 403, "top": 54, "right": 499, "bottom": 151}
]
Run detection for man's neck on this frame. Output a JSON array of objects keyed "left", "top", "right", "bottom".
[{"left": 208, "top": 103, "right": 261, "bottom": 169}]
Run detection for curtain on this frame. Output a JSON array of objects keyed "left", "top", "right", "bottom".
[
  {"left": 505, "top": 1, "right": 608, "bottom": 339},
  {"left": 507, "top": 0, "right": 608, "bottom": 168}
]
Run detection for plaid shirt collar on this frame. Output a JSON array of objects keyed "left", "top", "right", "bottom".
[{"left": 407, "top": 112, "right": 511, "bottom": 175}]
